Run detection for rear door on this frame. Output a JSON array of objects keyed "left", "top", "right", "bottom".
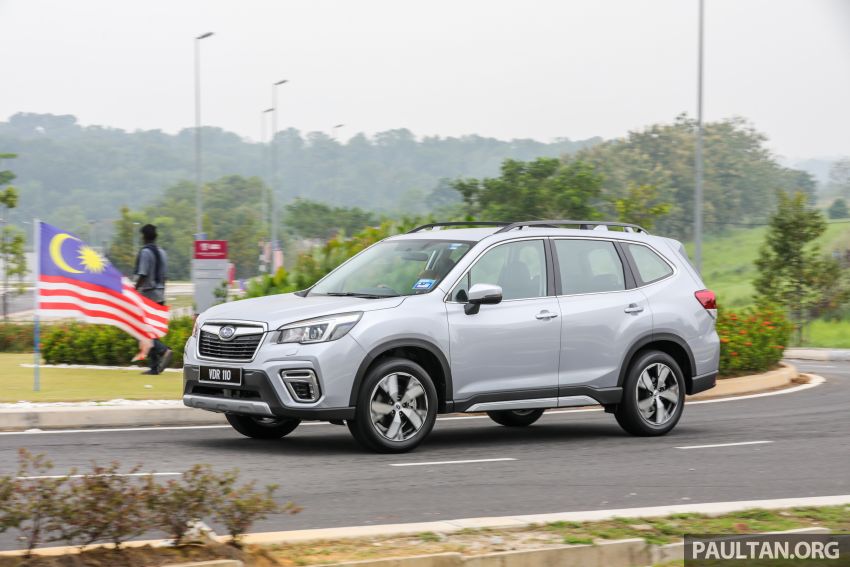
[{"left": 552, "top": 238, "right": 652, "bottom": 398}]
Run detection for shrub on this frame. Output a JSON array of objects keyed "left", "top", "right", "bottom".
[
  {"left": 717, "top": 306, "right": 792, "bottom": 375},
  {"left": 146, "top": 464, "right": 224, "bottom": 545},
  {"left": 214, "top": 472, "right": 300, "bottom": 547},
  {"left": 0, "top": 323, "right": 34, "bottom": 352},
  {"left": 10, "top": 449, "right": 71, "bottom": 557},
  {"left": 58, "top": 462, "right": 152, "bottom": 548},
  {"left": 41, "top": 316, "right": 193, "bottom": 367}
]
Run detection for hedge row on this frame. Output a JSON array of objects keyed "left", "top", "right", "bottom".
[
  {"left": 0, "top": 323, "right": 35, "bottom": 352},
  {"left": 40, "top": 317, "right": 193, "bottom": 367},
  {"left": 0, "top": 450, "right": 298, "bottom": 556},
  {"left": 718, "top": 305, "right": 792, "bottom": 374}
]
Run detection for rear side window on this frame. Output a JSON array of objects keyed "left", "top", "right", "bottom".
[
  {"left": 554, "top": 239, "right": 626, "bottom": 294},
  {"left": 626, "top": 243, "right": 673, "bottom": 285}
]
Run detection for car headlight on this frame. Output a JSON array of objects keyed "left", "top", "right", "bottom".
[
  {"left": 192, "top": 317, "right": 200, "bottom": 338},
  {"left": 277, "top": 312, "right": 363, "bottom": 344}
]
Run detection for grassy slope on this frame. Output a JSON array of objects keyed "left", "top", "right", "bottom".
[
  {"left": 0, "top": 353, "right": 182, "bottom": 402},
  {"left": 684, "top": 221, "right": 850, "bottom": 348}
]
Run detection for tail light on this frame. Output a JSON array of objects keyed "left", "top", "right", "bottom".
[{"left": 694, "top": 289, "right": 717, "bottom": 319}]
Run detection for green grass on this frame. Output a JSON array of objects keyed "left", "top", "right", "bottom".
[
  {"left": 265, "top": 506, "right": 850, "bottom": 565},
  {"left": 802, "top": 319, "right": 850, "bottom": 348},
  {"left": 0, "top": 353, "right": 182, "bottom": 402},
  {"left": 684, "top": 220, "right": 850, "bottom": 309}
]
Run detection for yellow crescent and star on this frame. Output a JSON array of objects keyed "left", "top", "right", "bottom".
[{"left": 48, "top": 233, "right": 108, "bottom": 274}]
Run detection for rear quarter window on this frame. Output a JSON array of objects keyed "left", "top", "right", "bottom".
[{"left": 625, "top": 243, "right": 673, "bottom": 285}]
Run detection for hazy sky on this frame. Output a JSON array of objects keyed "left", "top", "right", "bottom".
[{"left": 1, "top": 0, "right": 848, "bottom": 160}]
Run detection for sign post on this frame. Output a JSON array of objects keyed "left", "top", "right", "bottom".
[{"left": 191, "top": 240, "right": 229, "bottom": 314}]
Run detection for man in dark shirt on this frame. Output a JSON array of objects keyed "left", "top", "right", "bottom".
[{"left": 134, "top": 224, "right": 172, "bottom": 374}]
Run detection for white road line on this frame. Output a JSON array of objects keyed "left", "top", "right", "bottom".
[
  {"left": 675, "top": 440, "right": 773, "bottom": 450},
  {"left": 390, "top": 458, "right": 516, "bottom": 467},
  {"left": 0, "top": 374, "right": 827, "bottom": 436},
  {"left": 17, "top": 472, "right": 180, "bottom": 480}
]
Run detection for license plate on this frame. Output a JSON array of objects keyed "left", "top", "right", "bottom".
[{"left": 199, "top": 366, "right": 242, "bottom": 386}]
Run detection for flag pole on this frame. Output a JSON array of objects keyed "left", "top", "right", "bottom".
[{"left": 33, "top": 218, "right": 40, "bottom": 392}]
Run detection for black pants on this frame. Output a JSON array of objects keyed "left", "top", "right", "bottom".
[{"left": 148, "top": 300, "right": 168, "bottom": 372}]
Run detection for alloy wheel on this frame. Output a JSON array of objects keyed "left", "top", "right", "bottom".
[
  {"left": 635, "top": 362, "right": 680, "bottom": 425},
  {"left": 369, "top": 372, "right": 429, "bottom": 442}
]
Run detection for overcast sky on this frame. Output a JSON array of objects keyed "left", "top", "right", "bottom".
[{"left": 1, "top": 0, "right": 848, "bottom": 160}]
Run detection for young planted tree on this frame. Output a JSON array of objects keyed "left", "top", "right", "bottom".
[
  {"left": 827, "top": 198, "right": 849, "bottom": 220},
  {"left": 213, "top": 471, "right": 300, "bottom": 547},
  {"left": 0, "top": 154, "right": 27, "bottom": 320},
  {"left": 754, "top": 192, "right": 849, "bottom": 344},
  {"left": 10, "top": 449, "right": 70, "bottom": 557}
]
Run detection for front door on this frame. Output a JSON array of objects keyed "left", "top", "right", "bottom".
[{"left": 446, "top": 239, "right": 561, "bottom": 402}]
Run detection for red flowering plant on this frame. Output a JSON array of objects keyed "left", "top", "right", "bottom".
[{"left": 716, "top": 306, "right": 792, "bottom": 375}]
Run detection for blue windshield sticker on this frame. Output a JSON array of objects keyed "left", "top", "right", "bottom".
[
  {"left": 447, "top": 243, "right": 461, "bottom": 250},
  {"left": 412, "top": 278, "right": 436, "bottom": 290}
]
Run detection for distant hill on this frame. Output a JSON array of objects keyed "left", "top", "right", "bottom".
[{"left": 0, "top": 112, "right": 600, "bottom": 234}]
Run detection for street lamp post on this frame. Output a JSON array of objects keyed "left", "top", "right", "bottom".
[
  {"left": 694, "top": 0, "right": 704, "bottom": 274},
  {"left": 331, "top": 123, "right": 345, "bottom": 140},
  {"left": 194, "top": 31, "right": 214, "bottom": 240},
  {"left": 270, "top": 79, "right": 288, "bottom": 273},
  {"left": 259, "top": 107, "right": 274, "bottom": 273}
]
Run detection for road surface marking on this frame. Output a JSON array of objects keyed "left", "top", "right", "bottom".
[
  {"left": 17, "top": 472, "right": 181, "bottom": 480},
  {"left": 0, "top": 374, "right": 826, "bottom": 437},
  {"left": 390, "top": 458, "right": 516, "bottom": 467},
  {"left": 674, "top": 440, "right": 773, "bottom": 450}
]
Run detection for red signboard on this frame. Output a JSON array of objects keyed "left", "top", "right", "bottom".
[{"left": 194, "top": 240, "right": 228, "bottom": 260}]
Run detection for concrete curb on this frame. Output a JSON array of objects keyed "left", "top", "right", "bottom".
[
  {"left": 690, "top": 362, "right": 797, "bottom": 399},
  {"left": 785, "top": 347, "right": 850, "bottom": 361},
  {"left": 0, "top": 404, "right": 223, "bottom": 430}
]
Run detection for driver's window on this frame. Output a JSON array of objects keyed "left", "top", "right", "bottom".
[{"left": 452, "top": 240, "right": 546, "bottom": 301}]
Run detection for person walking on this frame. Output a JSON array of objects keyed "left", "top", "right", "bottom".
[{"left": 134, "top": 224, "right": 173, "bottom": 374}]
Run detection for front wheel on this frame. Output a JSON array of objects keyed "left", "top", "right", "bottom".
[
  {"left": 615, "top": 350, "right": 685, "bottom": 436},
  {"left": 487, "top": 409, "right": 545, "bottom": 427},
  {"left": 347, "top": 358, "right": 438, "bottom": 453},
  {"left": 226, "top": 414, "right": 301, "bottom": 439}
]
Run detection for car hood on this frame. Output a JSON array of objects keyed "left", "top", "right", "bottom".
[{"left": 198, "top": 292, "right": 406, "bottom": 329}]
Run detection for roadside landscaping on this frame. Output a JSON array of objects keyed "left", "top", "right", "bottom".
[
  {"left": 0, "top": 353, "right": 181, "bottom": 403},
  {"left": 2, "top": 504, "right": 847, "bottom": 566}
]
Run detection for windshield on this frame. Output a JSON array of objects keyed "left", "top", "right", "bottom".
[{"left": 309, "top": 239, "right": 473, "bottom": 298}]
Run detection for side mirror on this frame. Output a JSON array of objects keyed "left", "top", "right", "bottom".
[{"left": 464, "top": 283, "right": 503, "bottom": 315}]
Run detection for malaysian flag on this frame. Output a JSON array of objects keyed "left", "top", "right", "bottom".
[{"left": 37, "top": 221, "right": 169, "bottom": 340}]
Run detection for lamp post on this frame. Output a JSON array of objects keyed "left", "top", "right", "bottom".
[
  {"left": 194, "top": 31, "right": 214, "bottom": 240},
  {"left": 270, "top": 79, "right": 288, "bottom": 272},
  {"left": 259, "top": 107, "right": 274, "bottom": 273},
  {"left": 331, "top": 123, "right": 345, "bottom": 140},
  {"left": 694, "top": 0, "right": 704, "bottom": 274}
]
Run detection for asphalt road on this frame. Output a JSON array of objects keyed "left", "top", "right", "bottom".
[{"left": 0, "top": 359, "right": 847, "bottom": 549}]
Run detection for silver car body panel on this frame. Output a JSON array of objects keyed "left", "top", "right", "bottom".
[{"left": 183, "top": 225, "right": 720, "bottom": 418}]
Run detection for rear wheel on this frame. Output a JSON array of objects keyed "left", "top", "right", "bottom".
[
  {"left": 487, "top": 409, "right": 545, "bottom": 427},
  {"left": 347, "top": 358, "right": 438, "bottom": 453},
  {"left": 226, "top": 414, "right": 301, "bottom": 439},
  {"left": 615, "top": 350, "right": 684, "bottom": 436}
]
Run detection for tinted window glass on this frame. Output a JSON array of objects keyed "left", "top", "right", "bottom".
[
  {"left": 554, "top": 239, "right": 625, "bottom": 294},
  {"left": 627, "top": 244, "right": 673, "bottom": 284},
  {"left": 452, "top": 240, "right": 547, "bottom": 301}
]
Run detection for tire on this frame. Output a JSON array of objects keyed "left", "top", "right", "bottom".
[
  {"left": 615, "top": 350, "right": 685, "bottom": 436},
  {"left": 226, "top": 414, "right": 301, "bottom": 439},
  {"left": 487, "top": 409, "right": 545, "bottom": 427},
  {"left": 347, "top": 357, "right": 438, "bottom": 453}
]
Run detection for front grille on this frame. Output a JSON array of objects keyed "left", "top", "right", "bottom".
[{"left": 199, "top": 330, "right": 263, "bottom": 361}]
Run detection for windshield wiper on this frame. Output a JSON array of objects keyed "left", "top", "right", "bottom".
[{"left": 322, "top": 292, "right": 400, "bottom": 299}]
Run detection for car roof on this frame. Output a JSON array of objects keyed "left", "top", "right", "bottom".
[{"left": 389, "top": 226, "right": 663, "bottom": 245}]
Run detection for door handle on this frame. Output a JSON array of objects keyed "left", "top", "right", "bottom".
[
  {"left": 535, "top": 310, "right": 559, "bottom": 320},
  {"left": 624, "top": 303, "right": 644, "bottom": 314}
]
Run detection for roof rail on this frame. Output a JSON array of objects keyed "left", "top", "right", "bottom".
[
  {"left": 407, "top": 221, "right": 511, "bottom": 233},
  {"left": 494, "top": 220, "right": 649, "bottom": 234}
]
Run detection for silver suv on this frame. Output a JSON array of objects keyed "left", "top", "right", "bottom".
[{"left": 183, "top": 220, "right": 719, "bottom": 453}]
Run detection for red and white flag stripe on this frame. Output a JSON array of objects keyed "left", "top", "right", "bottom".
[{"left": 38, "top": 275, "right": 169, "bottom": 341}]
